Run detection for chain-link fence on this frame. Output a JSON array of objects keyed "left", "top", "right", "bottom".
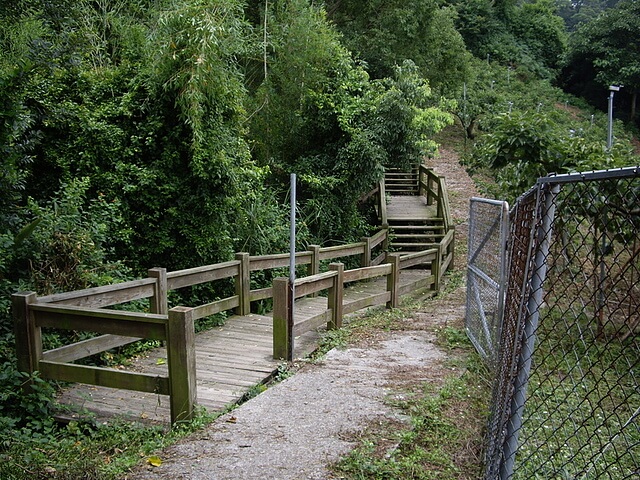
[{"left": 476, "top": 167, "right": 640, "bottom": 479}]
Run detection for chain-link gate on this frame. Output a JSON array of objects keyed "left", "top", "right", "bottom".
[
  {"left": 480, "top": 167, "right": 640, "bottom": 479},
  {"left": 466, "top": 198, "right": 509, "bottom": 367}
]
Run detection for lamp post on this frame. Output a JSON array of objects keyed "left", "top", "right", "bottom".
[{"left": 607, "top": 85, "right": 621, "bottom": 151}]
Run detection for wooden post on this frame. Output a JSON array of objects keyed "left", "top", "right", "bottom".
[
  {"left": 379, "top": 180, "right": 388, "bottom": 226},
  {"left": 272, "top": 277, "right": 291, "bottom": 360},
  {"left": 432, "top": 247, "right": 442, "bottom": 292},
  {"left": 382, "top": 224, "right": 390, "bottom": 252},
  {"left": 167, "top": 306, "right": 197, "bottom": 424},
  {"left": 426, "top": 169, "right": 435, "bottom": 206},
  {"left": 308, "top": 245, "right": 320, "bottom": 276},
  {"left": 12, "top": 292, "right": 40, "bottom": 374},
  {"left": 386, "top": 254, "right": 400, "bottom": 309},
  {"left": 327, "top": 263, "right": 344, "bottom": 330},
  {"left": 308, "top": 245, "right": 321, "bottom": 298},
  {"left": 235, "top": 253, "right": 251, "bottom": 315},
  {"left": 448, "top": 230, "right": 455, "bottom": 272},
  {"left": 148, "top": 268, "right": 168, "bottom": 315},
  {"left": 361, "top": 237, "right": 372, "bottom": 268}
]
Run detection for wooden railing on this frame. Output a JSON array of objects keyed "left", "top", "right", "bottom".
[
  {"left": 418, "top": 165, "right": 454, "bottom": 231},
  {"left": 13, "top": 229, "right": 390, "bottom": 424},
  {"left": 12, "top": 169, "right": 455, "bottom": 425}
]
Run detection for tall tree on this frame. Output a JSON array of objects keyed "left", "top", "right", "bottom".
[
  {"left": 511, "top": 0, "right": 567, "bottom": 72},
  {"left": 326, "top": 0, "right": 471, "bottom": 95},
  {"left": 564, "top": 0, "right": 640, "bottom": 121}
]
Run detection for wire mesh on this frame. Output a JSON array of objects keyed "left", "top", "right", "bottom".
[
  {"left": 484, "top": 186, "right": 543, "bottom": 479},
  {"left": 483, "top": 168, "right": 640, "bottom": 479},
  {"left": 466, "top": 198, "right": 510, "bottom": 366}
]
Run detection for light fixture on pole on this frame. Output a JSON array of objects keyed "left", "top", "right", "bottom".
[{"left": 607, "top": 85, "right": 621, "bottom": 151}]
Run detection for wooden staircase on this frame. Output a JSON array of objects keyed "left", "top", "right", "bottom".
[
  {"left": 384, "top": 166, "right": 419, "bottom": 195},
  {"left": 388, "top": 220, "right": 447, "bottom": 254},
  {"left": 382, "top": 165, "right": 451, "bottom": 255}
]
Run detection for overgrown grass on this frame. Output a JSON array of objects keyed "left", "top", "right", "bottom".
[
  {"left": 333, "top": 332, "right": 490, "bottom": 480},
  {"left": 0, "top": 403, "right": 229, "bottom": 480}
]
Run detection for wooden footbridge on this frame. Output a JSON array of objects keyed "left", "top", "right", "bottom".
[{"left": 13, "top": 165, "right": 454, "bottom": 425}]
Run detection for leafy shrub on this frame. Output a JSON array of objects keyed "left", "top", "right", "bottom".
[
  {"left": 469, "top": 108, "right": 635, "bottom": 201},
  {"left": 0, "top": 363, "right": 56, "bottom": 447}
]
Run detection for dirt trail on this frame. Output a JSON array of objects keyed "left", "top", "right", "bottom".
[{"left": 128, "top": 148, "right": 480, "bottom": 480}]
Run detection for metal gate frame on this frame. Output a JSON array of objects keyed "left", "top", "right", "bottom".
[{"left": 466, "top": 197, "right": 510, "bottom": 367}]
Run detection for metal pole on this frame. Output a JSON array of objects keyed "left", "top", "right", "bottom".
[
  {"left": 499, "top": 183, "right": 560, "bottom": 479},
  {"left": 607, "top": 90, "right": 614, "bottom": 150},
  {"left": 290, "top": 173, "right": 296, "bottom": 284},
  {"left": 288, "top": 173, "right": 296, "bottom": 359},
  {"left": 607, "top": 85, "right": 621, "bottom": 151}
]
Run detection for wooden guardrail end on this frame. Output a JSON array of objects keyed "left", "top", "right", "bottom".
[{"left": 167, "top": 306, "right": 197, "bottom": 424}]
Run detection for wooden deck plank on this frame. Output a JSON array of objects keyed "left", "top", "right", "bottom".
[{"left": 386, "top": 196, "right": 438, "bottom": 221}]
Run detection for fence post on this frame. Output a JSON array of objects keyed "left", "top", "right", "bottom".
[
  {"left": 308, "top": 245, "right": 321, "bottom": 297},
  {"left": 148, "top": 268, "right": 168, "bottom": 315},
  {"left": 12, "top": 292, "right": 40, "bottom": 375},
  {"left": 308, "top": 245, "right": 321, "bottom": 276},
  {"left": 327, "top": 263, "right": 344, "bottom": 330},
  {"left": 432, "top": 247, "right": 442, "bottom": 292},
  {"left": 386, "top": 253, "right": 400, "bottom": 308},
  {"left": 448, "top": 230, "right": 456, "bottom": 272},
  {"left": 361, "top": 237, "right": 372, "bottom": 268},
  {"left": 382, "top": 224, "right": 390, "bottom": 252},
  {"left": 379, "top": 180, "right": 388, "bottom": 226},
  {"left": 426, "top": 169, "right": 435, "bottom": 206},
  {"left": 166, "top": 306, "right": 197, "bottom": 424},
  {"left": 272, "top": 277, "right": 292, "bottom": 360},
  {"left": 235, "top": 252, "right": 251, "bottom": 316},
  {"left": 499, "top": 184, "right": 559, "bottom": 478}
]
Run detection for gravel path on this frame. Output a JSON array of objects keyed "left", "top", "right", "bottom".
[{"left": 127, "top": 147, "right": 479, "bottom": 480}]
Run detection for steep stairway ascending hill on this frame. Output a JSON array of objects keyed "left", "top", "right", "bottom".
[{"left": 384, "top": 166, "right": 447, "bottom": 255}]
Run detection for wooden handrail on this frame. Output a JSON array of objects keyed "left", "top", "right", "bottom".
[
  {"left": 12, "top": 293, "right": 196, "bottom": 424},
  {"left": 167, "top": 260, "right": 241, "bottom": 290},
  {"left": 37, "top": 277, "right": 157, "bottom": 308}
]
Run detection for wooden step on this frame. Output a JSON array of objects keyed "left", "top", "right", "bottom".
[
  {"left": 390, "top": 225, "right": 445, "bottom": 231},
  {"left": 385, "top": 172, "right": 418, "bottom": 177},
  {"left": 387, "top": 218, "right": 444, "bottom": 224},
  {"left": 391, "top": 242, "right": 438, "bottom": 249},
  {"left": 393, "top": 234, "right": 445, "bottom": 240}
]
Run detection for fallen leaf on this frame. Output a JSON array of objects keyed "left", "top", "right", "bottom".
[
  {"left": 147, "top": 456, "right": 163, "bottom": 467},
  {"left": 156, "top": 358, "right": 167, "bottom": 365},
  {"left": 226, "top": 416, "right": 237, "bottom": 424}
]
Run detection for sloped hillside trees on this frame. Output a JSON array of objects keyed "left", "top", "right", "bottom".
[
  {"left": 326, "top": 0, "right": 472, "bottom": 96},
  {"left": 562, "top": 0, "right": 640, "bottom": 123},
  {"left": 248, "top": 0, "right": 453, "bottom": 243}
]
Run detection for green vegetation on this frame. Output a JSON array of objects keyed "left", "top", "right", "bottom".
[
  {"left": 514, "top": 307, "right": 640, "bottom": 478},
  {"left": 331, "top": 315, "right": 490, "bottom": 480},
  {"left": 1, "top": 0, "right": 639, "bottom": 477},
  {"left": 335, "top": 374, "right": 486, "bottom": 480}
]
